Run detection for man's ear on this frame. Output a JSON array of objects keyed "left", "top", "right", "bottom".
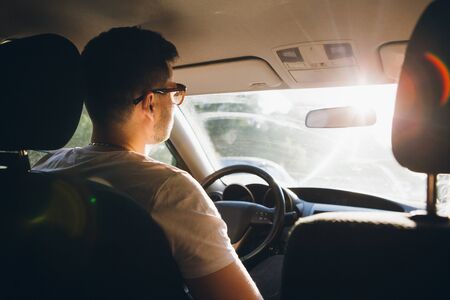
[{"left": 142, "top": 92, "right": 155, "bottom": 114}]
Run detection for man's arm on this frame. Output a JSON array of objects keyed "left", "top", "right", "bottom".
[
  {"left": 185, "top": 260, "right": 262, "bottom": 300},
  {"left": 151, "top": 171, "right": 262, "bottom": 299}
]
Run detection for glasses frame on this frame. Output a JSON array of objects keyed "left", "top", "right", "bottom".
[{"left": 132, "top": 83, "right": 187, "bottom": 106}]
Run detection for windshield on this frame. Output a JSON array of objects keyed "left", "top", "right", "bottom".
[{"left": 180, "top": 84, "right": 427, "bottom": 205}]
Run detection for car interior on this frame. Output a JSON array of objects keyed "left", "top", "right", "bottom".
[{"left": 1, "top": 0, "right": 450, "bottom": 299}]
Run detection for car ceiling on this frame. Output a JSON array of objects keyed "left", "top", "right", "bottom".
[{"left": 1, "top": 0, "right": 432, "bottom": 91}]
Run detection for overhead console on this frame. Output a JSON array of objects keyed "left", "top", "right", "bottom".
[{"left": 274, "top": 41, "right": 359, "bottom": 86}]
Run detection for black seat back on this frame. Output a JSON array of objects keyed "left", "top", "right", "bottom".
[
  {"left": 282, "top": 1, "right": 450, "bottom": 299},
  {"left": 0, "top": 34, "right": 188, "bottom": 299},
  {"left": 282, "top": 211, "right": 450, "bottom": 300},
  {"left": 1, "top": 173, "right": 189, "bottom": 299}
]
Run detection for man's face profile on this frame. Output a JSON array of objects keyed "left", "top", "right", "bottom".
[{"left": 150, "top": 78, "right": 177, "bottom": 144}]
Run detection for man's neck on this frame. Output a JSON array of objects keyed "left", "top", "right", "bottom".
[{"left": 91, "top": 125, "right": 145, "bottom": 154}]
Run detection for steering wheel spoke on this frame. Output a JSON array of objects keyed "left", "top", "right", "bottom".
[{"left": 250, "top": 206, "right": 274, "bottom": 225}]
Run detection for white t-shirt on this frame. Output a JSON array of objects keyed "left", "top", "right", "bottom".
[{"left": 32, "top": 146, "right": 238, "bottom": 279}]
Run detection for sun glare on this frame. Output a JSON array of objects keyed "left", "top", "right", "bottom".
[
  {"left": 183, "top": 83, "right": 426, "bottom": 203},
  {"left": 343, "top": 84, "right": 397, "bottom": 142}
]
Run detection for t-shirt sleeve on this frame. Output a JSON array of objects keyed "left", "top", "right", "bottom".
[{"left": 150, "top": 171, "right": 239, "bottom": 279}]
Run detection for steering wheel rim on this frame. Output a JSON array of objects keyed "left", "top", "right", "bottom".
[{"left": 201, "top": 164, "right": 286, "bottom": 263}]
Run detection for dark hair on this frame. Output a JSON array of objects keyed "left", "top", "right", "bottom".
[{"left": 81, "top": 27, "right": 178, "bottom": 126}]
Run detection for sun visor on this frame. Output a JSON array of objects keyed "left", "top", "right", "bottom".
[
  {"left": 173, "top": 57, "right": 282, "bottom": 95},
  {"left": 379, "top": 42, "right": 408, "bottom": 81}
]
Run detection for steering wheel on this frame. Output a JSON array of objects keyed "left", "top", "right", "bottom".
[{"left": 201, "top": 165, "right": 286, "bottom": 263}]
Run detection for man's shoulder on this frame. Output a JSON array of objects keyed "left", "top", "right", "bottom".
[
  {"left": 127, "top": 152, "right": 187, "bottom": 178},
  {"left": 92, "top": 150, "right": 195, "bottom": 190},
  {"left": 32, "top": 148, "right": 80, "bottom": 170},
  {"left": 33, "top": 147, "right": 188, "bottom": 180}
]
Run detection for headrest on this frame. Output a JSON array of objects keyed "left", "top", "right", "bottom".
[
  {"left": 0, "top": 34, "right": 84, "bottom": 151},
  {"left": 392, "top": 0, "right": 450, "bottom": 173}
]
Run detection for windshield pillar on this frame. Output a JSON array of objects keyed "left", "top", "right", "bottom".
[{"left": 427, "top": 173, "right": 438, "bottom": 215}]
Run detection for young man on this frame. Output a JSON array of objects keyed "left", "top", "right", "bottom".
[{"left": 33, "top": 27, "right": 262, "bottom": 300}]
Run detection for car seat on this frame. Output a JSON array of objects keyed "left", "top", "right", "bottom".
[
  {"left": 0, "top": 34, "right": 189, "bottom": 299},
  {"left": 282, "top": 1, "right": 450, "bottom": 299}
]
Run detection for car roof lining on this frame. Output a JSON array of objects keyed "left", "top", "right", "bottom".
[{"left": 0, "top": 0, "right": 432, "bottom": 92}]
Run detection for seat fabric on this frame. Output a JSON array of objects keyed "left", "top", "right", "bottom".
[
  {"left": 282, "top": 212, "right": 450, "bottom": 300},
  {"left": 1, "top": 172, "right": 189, "bottom": 299}
]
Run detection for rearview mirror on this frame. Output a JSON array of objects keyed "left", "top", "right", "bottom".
[{"left": 305, "top": 106, "right": 376, "bottom": 128}]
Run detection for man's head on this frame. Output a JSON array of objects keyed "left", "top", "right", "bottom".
[{"left": 82, "top": 26, "right": 180, "bottom": 145}]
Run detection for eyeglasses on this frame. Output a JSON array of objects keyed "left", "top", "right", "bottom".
[{"left": 133, "top": 83, "right": 187, "bottom": 106}]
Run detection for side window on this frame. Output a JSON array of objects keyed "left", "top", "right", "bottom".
[
  {"left": 146, "top": 143, "right": 177, "bottom": 166},
  {"left": 65, "top": 106, "right": 93, "bottom": 148},
  {"left": 28, "top": 106, "right": 92, "bottom": 166},
  {"left": 30, "top": 106, "right": 180, "bottom": 168},
  {"left": 29, "top": 106, "right": 93, "bottom": 166}
]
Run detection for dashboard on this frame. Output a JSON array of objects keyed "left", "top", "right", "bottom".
[
  {"left": 209, "top": 183, "right": 419, "bottom": 219},
  {"left": 207, "top": 182, "right": 421, "bottom": 261}
]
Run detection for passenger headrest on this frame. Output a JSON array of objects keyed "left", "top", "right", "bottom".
[
  {"left": 392, "top": 0, "right": 450, "bottom": 174},
  {"left": 0, "top": 34, "right": 84, "bottom": 151}
]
